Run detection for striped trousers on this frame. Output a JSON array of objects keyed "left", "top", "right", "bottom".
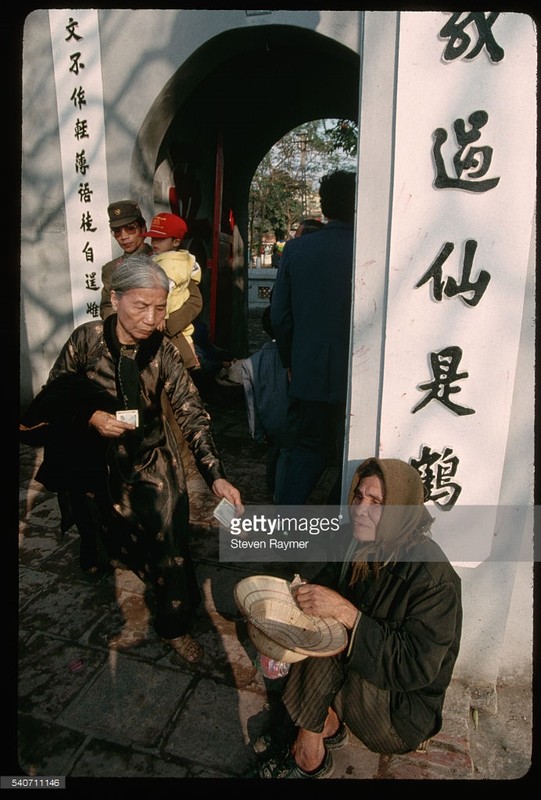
[{"left": 282, "top": 654, "right": 411, "bottom": 754}]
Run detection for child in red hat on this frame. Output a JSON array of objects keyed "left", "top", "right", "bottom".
[{"left": 145, "top": 213, "right": 202, "bottom": 366}]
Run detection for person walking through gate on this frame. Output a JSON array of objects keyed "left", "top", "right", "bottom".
[
  {"left": 270, "top": 170, "right": 356, "bottom": 505},
  {"left": 20, "top": 254, "right": 243, "bottom": 665},
  {"left": 99, "top": 200, "right": 152, "bottom": 318},
  {"left": 144, "top": 211, "right": 203, "bottom": 372}
]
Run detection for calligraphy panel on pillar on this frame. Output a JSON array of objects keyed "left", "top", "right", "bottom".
[
  {"left": 49, "top": 9, "right": 112, "bottom": 326},
  {"left": 379, "top": 11, "right": 536, "bottom": 561}
]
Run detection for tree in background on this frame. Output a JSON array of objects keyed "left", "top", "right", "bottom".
[
  {"left": 323, "top": 118, "right": 359, "bottom": 158},
  {"left": 249, "top": 118, "right": 357, "bottom": 262}
]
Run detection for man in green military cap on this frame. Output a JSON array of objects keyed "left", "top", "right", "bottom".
[
  {"left": 100, "top": 200, "right": 204, "bottom": 374},
  {"left": 99, "top": 200, "right": 152, "bottom": 319}
]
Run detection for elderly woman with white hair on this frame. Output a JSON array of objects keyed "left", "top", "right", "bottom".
[{"left": 20, "top": 253, "right": 243, "bottom": 664}]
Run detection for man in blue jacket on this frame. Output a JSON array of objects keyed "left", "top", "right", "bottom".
[{"left": 270, "top": 170, "right": 356, "bottom": 505}]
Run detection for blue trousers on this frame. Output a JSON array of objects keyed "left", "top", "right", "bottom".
[{"left": 273, "top": 398, "right": 346, "bottom": 505}]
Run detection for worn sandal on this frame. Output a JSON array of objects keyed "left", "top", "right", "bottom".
[
  {"left": 165, "top": 634, "right": 203, "bottom": 664},
  {"left": 258, "top": 746, "right": 334, "bottom": 779},
  {"left": 323, "top": 722, "right": 349, "bottom": 750}
]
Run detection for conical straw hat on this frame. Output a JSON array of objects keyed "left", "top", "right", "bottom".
[
  {"left": 246, "top": 622, "right": 307, "bottom": 663},
  {"left": 235, "top": 575, "right": 347, "bottom": 659}
]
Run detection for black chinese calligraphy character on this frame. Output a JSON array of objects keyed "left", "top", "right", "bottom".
[
  {"left": 85, "top": 272, "right": 99, "bottom": 290},
  {"left": 70, "top": 86, "right": 86, "bottom": 110},
  {"left": 86, "top": 302, "right": 100, "bottom": 319},
  {"left": 75, "top": 150, "right": 89, "bottom": 176},
  {"left": 80, "top": 212, "right": 97, "bottom": 233},
  {"left": 69, "top": 52, "right": 85, "bottom": 77},
  {"left": 82, "top": 242, "right": 95, "bottom": 263},
  {"left": 412, "top": 345, "right": 475, "bottom": 416},
  {"left": 416, "top": 240, "right": 491, "bottom": 307},
  {"left": 410, "top": 445, "right": 462, "bottom": 511},
  {"left": 78, "top": 183, "right": 93, "bottom": 204},
  {"left": 440, "top": 12, "right": 504, "bottom": 63},
  {"left": 74, "top": 119, "right": 89, "bottom": 140},
  {"left": 433, "top": 110, "right": 500, "bottom": 192},
  {"left": 65, "top": 17, "right": 83, "bottom": 43}
]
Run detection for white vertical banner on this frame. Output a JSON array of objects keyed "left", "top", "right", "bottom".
[
  {"left": 378, "top": 12, "right": 536, "bottom": 562},
  {"left": 49, "top": 9, "right": 112, "bottom": 327}
]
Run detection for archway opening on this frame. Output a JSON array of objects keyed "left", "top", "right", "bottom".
[
  {"left": 248, "top": 118, "right": 358, "bottom": 266},
  {"left": 145, "top": 24, "right": 360, "bottom": 354}
]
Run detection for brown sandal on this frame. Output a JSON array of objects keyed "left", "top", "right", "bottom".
[{"left": 165, "top": 634, "right": 203, "bottom": 664}]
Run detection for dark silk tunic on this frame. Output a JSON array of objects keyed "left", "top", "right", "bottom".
[{"left": 28, "top": 316, "right": 226, "bottom": 638}]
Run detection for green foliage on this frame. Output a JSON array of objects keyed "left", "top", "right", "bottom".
[
  {"left": 250, "top": 164, "right": 304, "bottom": 242},
  {"left": 249, "top": 118, "right": 357, "bottom": 260},
  {"left": 323, "top": 119, "right": 359, "bottom": 157}
]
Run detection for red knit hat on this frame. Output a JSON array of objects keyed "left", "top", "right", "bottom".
[{"left": 146, "top": 212, "right": 188, "bottom": 240}]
